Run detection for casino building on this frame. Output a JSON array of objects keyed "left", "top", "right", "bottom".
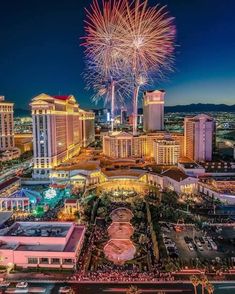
[
  {"left": 102, "top": 131, "right": 184, "bottom": 161},
  {"left": 31, "top": 93, "right": 95, "bottom": 179}
]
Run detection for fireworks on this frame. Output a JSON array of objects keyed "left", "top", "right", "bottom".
[{"left": 82, "top": 0, "right": 176, "bottom": 134}]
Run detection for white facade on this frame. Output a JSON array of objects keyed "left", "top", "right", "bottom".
[
  {"left": 184, "top": 114, "right": 215, "bottom": 162},
  {"left": 147, "top": 170, "right": 198, "bottom": 195},
  {"left": 143, "top": 90, "right": 165, "bottom": 132},
  {"left": 31, "top": 94, "right": 95, "bottom": 179},
  {"left": 153, "top": 139, "right": 180, "bottom": 165},
  {"left": 103, "top": 131, "right": 184, "bottom": 159}
]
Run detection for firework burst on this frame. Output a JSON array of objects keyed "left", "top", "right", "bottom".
[{"left": 81, "top": 0, "right": 176, "bottom": 134}]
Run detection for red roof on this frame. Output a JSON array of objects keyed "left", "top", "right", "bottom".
[
  {"left": 52, "top": 95, "right": 70, "bottom": 101},
  {"left": 65, "top": 199, "right": 78, "bottom": 204}
]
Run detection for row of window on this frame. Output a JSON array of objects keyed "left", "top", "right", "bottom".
[{"left": 28, "top": 257, "right": 74, "bottom": 265}]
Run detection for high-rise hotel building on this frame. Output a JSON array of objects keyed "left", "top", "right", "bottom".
[
  {"left": 0, "top": 96, "right": 15, "bottom": 151},
  {"left": 184, "top": 114, "right": 215, "bottom": 162},
  {"left": 31, "top": 93, "right": 95, "bottom": 178},
  {"left": 143, "top": 90, "right": 165, "bottom": 132},
  {"left": 153, "top": 138, "right": 180, "bottom": 165}
]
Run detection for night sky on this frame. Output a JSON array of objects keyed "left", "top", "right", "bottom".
[{"left": 0, "top": 0, "right": 235, "bottom": 109}]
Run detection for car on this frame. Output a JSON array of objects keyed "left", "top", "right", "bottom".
[
  {"left": 196, "top": 241, "right": 202, "bottom": 247},
  {"left": 210, "top": 241, "right": 218, "bottom": 250},
  {"left": 199, "top": 237, "right": 205, "bottom": 244},
  {"left": 16, "top": 281, "right": 28, "bottom": 288},
  {"left": 188, "top": 243, "right": 194, "bottom": 251},
  {"left": 198, "top": 245, "right": 204, "bottom": 251},
  {"left": 59, "top": 286, "right": 73, "bottom": 293},
  {"left": 207, "top": 243, "right": 212, "bottom": 250},
  {"left": 184, "top": 236, "right": 191, "bottom": 244},
  {"left": 0, "top": 281, "right": 10, "bottom": 287}
]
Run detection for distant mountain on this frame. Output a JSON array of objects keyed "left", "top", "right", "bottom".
[
  {"left": 164, "top": 103, "right": 235, "bottom": 113},
  {"left": 14, "top": 103, "right": 235, "bottom": 117}
]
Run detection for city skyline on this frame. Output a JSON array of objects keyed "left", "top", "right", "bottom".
[
  {"left": 0, "top": 0, "right": 235, "bottom": 109},
  {"left": 0, "top": 1, "right": 234, "bottom": 290}
]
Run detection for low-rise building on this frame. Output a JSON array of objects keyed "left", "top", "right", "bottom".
[
  {"left": 14, "top": 133, "right": 33, "bottom": 153},
  {"left": 0, "top": 221, "right": 85, "bottom": 269},
  {"left": 198, "top": 179, "right": 235, "bottom": 204},
  {"left": 161, "top": 169, "right": 198, "bottom": 194},
  {"left": 178, "top": 162, "right": 205, "bottom": 177},
  {"left": 64, "top": 199, "right": 79, "bottom": 215},
  {"left": 147, "top": 168, "right": 198, "bottom": 194},
  {"left": 0, "top": 177, "right": 21, "bottom": 197}
]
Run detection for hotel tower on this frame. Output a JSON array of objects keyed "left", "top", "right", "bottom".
[
  {"left": 0, "top": 96, "right": 15, "bottom": 151},
  {"left": 184, "top": 114, "right": 215, "bottom": 162},
  {"left": 143, "top": 90, "right": 165, "bottom": 132},
  {"left": 31, "top": 93, "right": 95, "bottom": 178}
]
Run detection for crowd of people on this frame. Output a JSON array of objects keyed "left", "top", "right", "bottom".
[{"left": 73, "top": 267, "right": 174, "bottom": 282}]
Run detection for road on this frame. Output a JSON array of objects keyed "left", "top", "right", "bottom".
[
  {"left": 0, "top": 159, "right": 32, "bottom": 182},
  {"left": 2, "top": 281, "right": 235, "bottom": 294}
]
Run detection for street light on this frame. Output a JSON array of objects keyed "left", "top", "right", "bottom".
[
  {"left": 190, "top": 275, "right": 200, "bottom": 294},
  {"left": 200, "top": 276, "right": 209, "bottom": 294},
  {"left": 205, "top": 283, "right": 214, "bottom": 294}
]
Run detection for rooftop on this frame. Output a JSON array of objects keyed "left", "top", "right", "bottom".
[
  {"left": 0, "top": 222, "right": 86, "bottom": 253},
  {"left": 0, "top": 177, "right": 19, "bottom": 192},
  {"left": 64, "top": 199, "right": 79, "bottom": 204},
  {"left": 51, "top": 95, "right": 71, "bottom": 101},
  {"left": 180, "top": 162, "right": 203, "bottom": 169},
  {"left": 161, "top": 168, "right": 189, "bottom": 182},
  {"left": 102, "top": 168, "right": 146, "bottom": 178},
  {"left": 4, "top": 222, "right": 70, "bottom": 237}
]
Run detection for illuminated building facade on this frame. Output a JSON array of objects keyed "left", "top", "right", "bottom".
[
  {"left": 103, "top": 131, "right": 184, "bottom": 160},
  {"left": 0, "top": 96, "right": 14, "bottom": 151},
  {"left": 0, "top": 96, "right": 20, "bottom": 161},
  {"left": 143, "top": 90, "right": 165, "bottom": 132},
  {"left": 153, "top": 139, "right": 180, "bottom": 165},
  {"left": 14, "top": 133, "right": 33, "bottom": 153},
  {"left": 0, "top": 221, "right": 85, "bottom": 269},
  {"left": 184, "top": 114, "right": 215, "bottom": 162},
  {"left": 31, "top": 93, "right": 94, "bottom": 178}
]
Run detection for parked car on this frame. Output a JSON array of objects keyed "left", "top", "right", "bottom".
[
  {"left": 198, "top": 244, "right": 204, "bottom": 251},
  {"left": 16, "top": 282, "right": 28, "bottom": 288},
  {"left": 59, "top": 286, "right": 73, "bottom": 293},
  {"left": 184, "top": 236, "right": 191, "bottom": 244},
  {"left": 199, "top": 237, "right": 205, "bottom": 244},
  {"left": 188, "top": 243, "right": 194, "bottom": 251}
]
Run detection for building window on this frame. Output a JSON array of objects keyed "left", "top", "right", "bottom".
[
  {"left": 39, "top": 258, "right": 49, "bottom": 264},
  {"left": 62, "top": 258, "right": 74, "bottom": 265},
  {"left": 28, "top": 257, "right": 38, "bottom": 264},
  {"left": 51, "top": 258, "right": 60, "bottom": 264}
]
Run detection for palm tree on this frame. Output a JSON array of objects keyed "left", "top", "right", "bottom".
[
  {"left": 205, "top": 283, "right": 214, "bottom": 294},
  {"left": 190, "top": 275, "right": 200, "bottom": 294},
  {"left": 200, "top": 276, "right": 209, "bottom": 294},
  {"left": 126, "top": 286, "right": 142, "bottom": 294}
]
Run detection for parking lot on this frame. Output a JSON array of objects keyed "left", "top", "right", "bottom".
[{"left": 160, "top": 223, "right": 235, "bottom": 262}]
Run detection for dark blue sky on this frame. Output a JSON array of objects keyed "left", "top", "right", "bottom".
[{"left": 0, "top": 0, "right": 235, "bottom": 109}]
